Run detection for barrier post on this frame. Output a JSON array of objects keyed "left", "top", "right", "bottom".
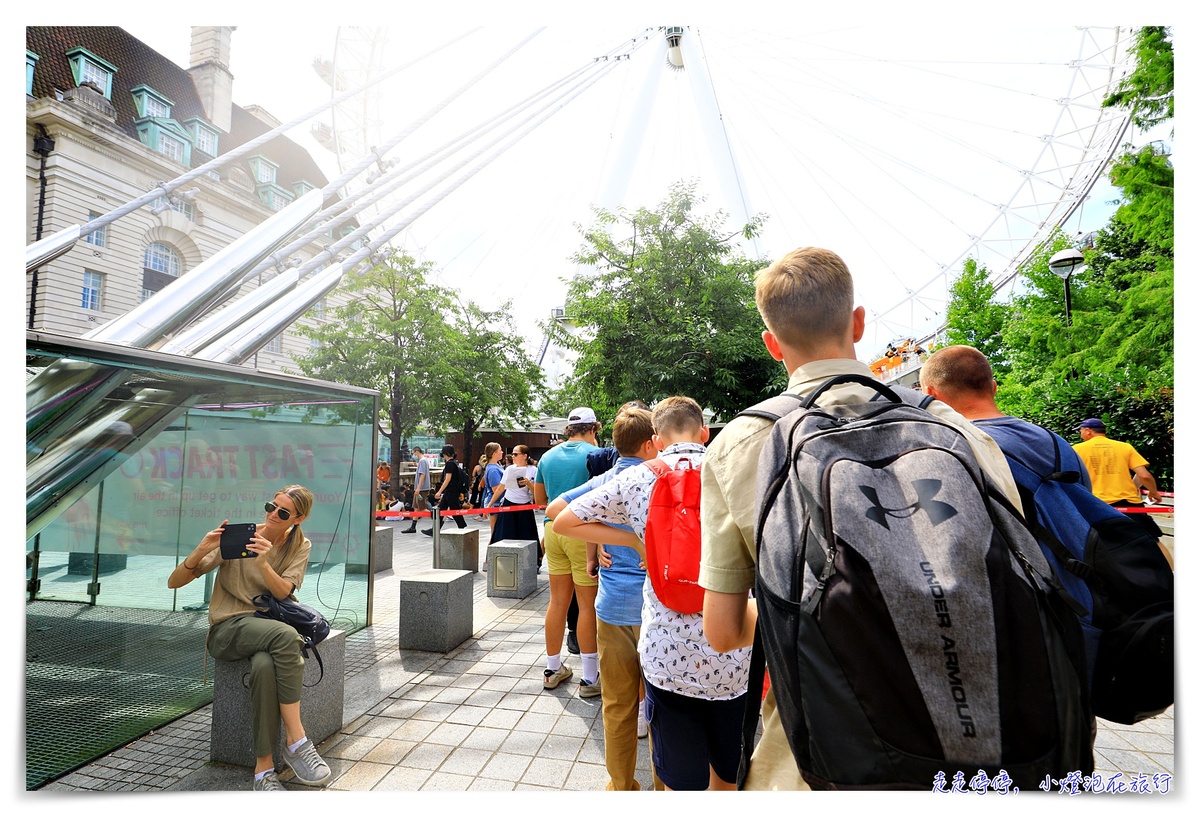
[{"left": 431, "top": 506, "right": 441, "bottom": 569}]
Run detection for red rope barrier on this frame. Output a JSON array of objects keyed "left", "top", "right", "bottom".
[{"left": 375, "top": 503, "right": 545, "bottom": 520}]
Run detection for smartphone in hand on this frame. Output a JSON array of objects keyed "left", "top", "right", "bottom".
[{"left": 219, "top": 522, "right": 259, "bottom": 559}]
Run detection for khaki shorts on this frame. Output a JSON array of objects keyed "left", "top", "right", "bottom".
[{"left": 543, "top": 524, "right": 597, "bottom": 587}]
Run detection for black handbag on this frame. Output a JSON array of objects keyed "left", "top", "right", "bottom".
[{"left": 252, "top": 592, "right": 331, "bottom": 685}]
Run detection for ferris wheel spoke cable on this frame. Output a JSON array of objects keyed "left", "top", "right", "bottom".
[
  {"left": 24, "top": 28, "right": 481, "bottom": 273},
  {"left": 239, "top": 43, "right": 603, "bottom": 285},
  {"left": 294, "top": 48, "right": 642, "bottom": 285},
  {"left": 322, "top": 28, "right": 548, "bottom": 200}
]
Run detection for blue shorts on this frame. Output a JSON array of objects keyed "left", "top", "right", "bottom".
[{"left": 644, "top": 680, "right": 747, "bottom": 790}]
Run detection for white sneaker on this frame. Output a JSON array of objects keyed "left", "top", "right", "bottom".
[{"left": 637, "top": 699, "right": 648, "bottom": 739}]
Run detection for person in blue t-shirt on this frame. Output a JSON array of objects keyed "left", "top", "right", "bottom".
[
  {"left": 546, "top": 402, "right": 660, "bottom": 790},
  {"left": 533, "top": 407, "right": 602, "bottom": 695}
]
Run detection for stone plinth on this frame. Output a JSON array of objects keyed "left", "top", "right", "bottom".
[
  {"left": 437, "top": 528, "right": 479, "bottom": 572},
  {"left": 398, "top": 569, "right": 474, "bottom": 652},
  {"left": 210, "top": 629, "right": 345, "bottom": 768},
  {"left": 486, "top": 540, "right": 538, "bottom": 599}
]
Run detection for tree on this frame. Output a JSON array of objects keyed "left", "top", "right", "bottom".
[
  {"left": 294, "top": 249, "right": 456, "bottom": 486},
  {"left": 430, "top": 297, "right": 544, "bottom": 469},
  {"left": 545, "top": 180, "right": 782, "bottom": 422},
  {"left": 1103, "top": 27, "right": 1173, "bottom": 132},
  {"left": 942, "top": 258, "right": 1009, "bottom": 377}
]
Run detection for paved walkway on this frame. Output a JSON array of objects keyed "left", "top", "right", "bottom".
[{"left": 40, "top": 514, "right": 1175, "bottom": 794}]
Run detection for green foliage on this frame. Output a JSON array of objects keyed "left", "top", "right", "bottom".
[
  {"left": 294, "top": 248, "right": 541, "bottom": 479},
  {"left": 1107, "top": 145, "right": 1174, "bottom": 255},
  {"left": 430, "top": 297, "right": 544, "bottom": 468},
  {"left": 997, "top": 370, "right": 1173, "bottom": 491},
  {"left": 1103, "top": 27, "right": 1173, "bottom": 132},
  {"left": 937, "top": 27, "right": 1175, "bottom": 489},
  {"left": 545, "top": 180, "right": 783, "bottom": 422},
  {"left": 943, "top": 258, "right": 1009, "bottom": 377}
]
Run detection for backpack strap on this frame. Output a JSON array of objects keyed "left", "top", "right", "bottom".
[
  {"left": 735, "top": 392, "right": 803, "bottom": 422},
  {"left": 301, "top": 640, "right": 325, "bottom": 687},
  {"left": 801, "top": 374, "right": 902, "bottom": 408}
]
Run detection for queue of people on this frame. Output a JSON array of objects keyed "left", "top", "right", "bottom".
[{"left": 174, "top": 246, "right": 1169, "bottom": 792}]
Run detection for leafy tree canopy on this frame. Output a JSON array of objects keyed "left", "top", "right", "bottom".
[
  {"left": 294, "top": 249, "right": 541, "bottom": 481},
  {"left": 545, "top": 180, "right": 782, "bottom": 422},
  {"left": 1103, "top": 26, "right": 1174, "bottom": 132}
]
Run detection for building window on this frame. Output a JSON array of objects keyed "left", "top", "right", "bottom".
[
  {"left": 158, "top": 132, "right": 186, "bottom": 163},
  {"left": 312, "top": 298, "right": 326, "bottom": 320},
  {"left": 151, "top": 197, "right": 194, "bottom": 221},
  {"left": 65, "top": 47, "right": 117, "bottom": 100},
  {"left": 84, "top": 213, "right": 106, "bottom": 247},
  {"left": 294, "top": 180, "right": 315, "bottom": 198},
  {"left": 264, "top": 188, "right": 293, "bottom": 211},
  {"left": 249, "top": 156, "right": 278, "bottom": 184},
  {"left": 131, "top": 84, "right": 173, "bottom": 119},
  {"left": 145, "top": 242, "right": 181, "bottom": 276},
  {"left": 265, "top": 334, "right": 282, "bottom": 354},
  {"left": 192, "top": 124, "right": 218, "bottom": 155},
  {"left": 27, "top": 50, "right": 39, "bottom": 96},
  {"left": 142, "top": 241, "right": 182, "bottom": 300},
  {"left": 81, "top": 271, "right": 102, "bottom": 311}
]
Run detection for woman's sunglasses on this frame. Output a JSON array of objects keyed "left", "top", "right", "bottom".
[{"left": 264, "top": 501, "right": 293, "bottom": 521}]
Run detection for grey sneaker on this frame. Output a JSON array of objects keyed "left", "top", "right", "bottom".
[
  {"left": 282, "top": 738, "right": 332, "bottom": 786},
  {"left": 253, "top": 770, "right": 285, "bottom": 791},
  {"left": 543, "top": 664, "right": 572, "bottom": 690},
  {"left": 578, "top": 677, "right": 602, "bottom": 699}
]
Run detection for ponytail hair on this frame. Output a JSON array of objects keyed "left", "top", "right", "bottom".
[
  {"left": 481, "top": 441, "right": 501, "bottom": 466},
  {"left": 275, "top": 484, "right": 314, "bottom": 561}
]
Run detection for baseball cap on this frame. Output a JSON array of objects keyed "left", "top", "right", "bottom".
[
  {"left": 568, "top": 407, "right": 598, "bottom": 424},
  {"left": 1077, "top": 418, "right": 1106, "bottom": 431}
]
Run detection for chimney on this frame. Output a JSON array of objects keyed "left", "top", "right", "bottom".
[{"left": 187, "top": 26, "right": 236, "bottom": 133}]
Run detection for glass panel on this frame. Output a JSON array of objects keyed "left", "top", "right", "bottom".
[{"left": 25, "top": 336, "right": 377, "bottom": 785}]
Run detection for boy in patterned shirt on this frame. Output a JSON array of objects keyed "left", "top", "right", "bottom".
[{"left": 552, "top": 396, "right": 751, "bottom": 791}]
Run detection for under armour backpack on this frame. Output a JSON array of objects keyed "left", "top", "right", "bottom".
[
  {"left": 737, "top": 375, "right": 1093, "bottom": 791},
  {"left": 643, "top": 457, "right": 704, "bottom": 614},
  {"left": 991, "top": 423, "right": 1174, "bottom": 724}
]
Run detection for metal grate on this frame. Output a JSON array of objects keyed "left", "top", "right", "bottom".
[{"left": 26, "top": 602, "right": 212, "bottom": 789}]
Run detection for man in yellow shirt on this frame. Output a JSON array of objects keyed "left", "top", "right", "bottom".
[{"left": 1073, "top": 418, "right": 1164, "bottom": 540}]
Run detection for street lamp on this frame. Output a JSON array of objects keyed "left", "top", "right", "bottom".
[
  {"left": 1049, "top": 247, "right": 1085, "bottom": 380},
  {"left": 1048, "top": 248, "right": 1085, "bottom": 327}
]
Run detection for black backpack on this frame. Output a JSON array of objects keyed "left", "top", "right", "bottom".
[
  {"left": 988, "top": 422, "right": 1174, "bottom": 724},
  {"left": 737, "top": 375, "right": 1093, "bottom": 790},
  {"left": 253, "top": 592, "right": 331, "bottom": 685}
]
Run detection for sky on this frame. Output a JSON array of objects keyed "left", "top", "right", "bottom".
[{"left": 105, "top": 7, "right": 1169, "bottom": 363}]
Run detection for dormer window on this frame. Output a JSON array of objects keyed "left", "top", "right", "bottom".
[
  {"left": 131, "top": 85, "right": 173, "bottom": 119},
  {"left": 249, "top": 156, "right": 278, "bottom": 184},
  {"left": 187, "top": 119, "right": 219, "bottom": 156},
  {"left": 65, "top": 47, "right": 116, "bottom": 100},
  {"left": 294, "top": 180, "right": 315, "bottom": 198},
  {"left": 27, "top": 50, "right": 39, "bottom": 96}
]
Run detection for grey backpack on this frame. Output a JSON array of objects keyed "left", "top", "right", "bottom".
[{"left": 737, "top": 374, "right": 1093, "bottom": 790}]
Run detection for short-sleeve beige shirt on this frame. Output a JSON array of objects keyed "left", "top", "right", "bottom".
[
  {"left": 193, "top": 527, "right": 312, "bottom": 628},
  {"left": 698, "top": 358, "right": 1022, "bottom": 790}
]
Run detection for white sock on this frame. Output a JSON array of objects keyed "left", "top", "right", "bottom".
[
  {"left": 582, "top": 652, "right": 599, "bottom": 684},
  {"left": 547, "top": 653, "right": 562, "bottom": 672},
  {"left": 254, "top": 769, "right": 272, "bottom": 780},
  {"left": 287, "top": 736, "right": 307, "bottom": 753}
]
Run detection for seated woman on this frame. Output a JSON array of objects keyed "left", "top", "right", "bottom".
[
  {"left": 487, "top": 445, "right": 539, "bottom": 545},
  {"left": 167, "top": 485, "right": 331, "bottom": 791}
]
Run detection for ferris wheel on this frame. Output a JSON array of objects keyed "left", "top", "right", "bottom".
[
  {"left": 312, "top": 27, "right": 390, "bottom": 221},
  {"left": 307, "top": 25, "right": 1140, "bottom": 368},
  {"left": 854, "top": 26, "right": 1137, "bottom": 354}
]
